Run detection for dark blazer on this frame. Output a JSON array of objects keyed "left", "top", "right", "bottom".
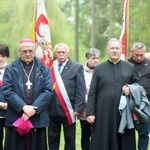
[
  {"left": 49, "top": 59, "right": 85, "bottom": 117},
  {"left": 2, "top": 57, "right": 53, "bottom": 128}
]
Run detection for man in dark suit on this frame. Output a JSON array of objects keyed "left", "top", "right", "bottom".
[{"left": 48, "top": 43, "right": 85, "bottom": 150}]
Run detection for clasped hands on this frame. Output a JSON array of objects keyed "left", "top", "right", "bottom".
[
  {"left": 0, "top": 102, "right": 7, "bottom": 110},
  {"left": 22, "top": 105, "right": 38, "bottom": 121}
]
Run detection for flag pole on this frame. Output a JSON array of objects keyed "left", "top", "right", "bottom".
[
  {"left": 29, "top": 0, "right": 36, "bottom": 42},
  {"left": 125, "top": 0, "right": 129, "bottom": 61}
]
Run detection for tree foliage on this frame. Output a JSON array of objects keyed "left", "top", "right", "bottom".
[
  {"left": 0, "top": 0, "right": 75, "bottom": 62},
  {"left": 0, "top": 0, "right": 150, "bottom": 63},
  {"left": 57, "top": 0, "right": 150, "bottom": 61}
]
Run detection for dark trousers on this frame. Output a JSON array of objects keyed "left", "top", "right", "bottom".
[
  {"left": 80, "top": 120, "right": 91, "bottom": 150},
  {"left": 49, "top": 116, "right": 76, "bottom": 150},
  {"left": 138, "top": 121, "right": 150, "bottom": 150},
  {"left": 0, "top": 118, "right": 5, "bottom": 150}
]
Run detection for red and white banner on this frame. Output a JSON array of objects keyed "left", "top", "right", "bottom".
[
  {"left": 119, "top": 0, "right": 127, "bottom": 61},
  {"left": 30, "top": 0, "right": 75, "bottom": 125}
]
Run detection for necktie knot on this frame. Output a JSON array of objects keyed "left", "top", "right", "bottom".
[{"left": 58, "top": 63, "right": 62, "bottom": 73}]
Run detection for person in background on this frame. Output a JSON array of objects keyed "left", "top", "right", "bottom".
[
  {"left": 0, "top": 44, "right": 9, "bottom": 150},
  {"left": 128, "top": 42, "right": 150, "bottom": 150},
  {"left": 78, "top": 48, "right": 100, "bottom": 150},
  {"left": 2, "top": 38, "right": 53, "bottom": 150},
  {"left": 48, "top": 43, "right": 85, "bottom": 150},
  {"left": 86, "top": 38, "right": 140, "bottom": 150}
]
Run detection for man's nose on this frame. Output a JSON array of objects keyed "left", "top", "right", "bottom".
[{"left": 137, "top": 56, "right": 142, "bottom": 59}]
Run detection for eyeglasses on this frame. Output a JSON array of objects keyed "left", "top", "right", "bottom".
[{"left": 21, "top": 50, "right": 35, "bottom": 55}]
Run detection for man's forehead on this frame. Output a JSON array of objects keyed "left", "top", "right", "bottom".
[
  {"left": 132, "top": 48, "right": 145, "bottom": 53},
  {"left": 20, "top": 45, "right": 35, "bottom": 50},
  {"left": 56, "top": 48, "right": 67, "bottom": 52},
  {"left": 108, "top": 41, "right": 121, "bottom": 47}
]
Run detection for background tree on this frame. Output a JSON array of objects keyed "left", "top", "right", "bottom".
[
  {"left": 90, "top": 0, "right": 95, "bottom": 48},
  {"left": 75, "top": 0, "right": 79, "bottom": 61},
  {"left": 0, "top": 0, "right": 150, "bottom": 63}
]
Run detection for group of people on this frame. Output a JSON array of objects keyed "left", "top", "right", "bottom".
[{"left": 0, "top": 37, "right": 149, "bottom": 150}]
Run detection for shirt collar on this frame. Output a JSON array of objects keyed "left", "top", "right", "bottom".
[
  {"left": 57, "top": 58, "right": 69, "bottom": 66},
  {"left": 109, "top": 58, "right": 121, "bottom": 64}
]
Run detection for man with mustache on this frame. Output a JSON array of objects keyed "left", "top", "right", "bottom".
[{"left": 48, "top": 43, "right": 85, "bottom": 150}]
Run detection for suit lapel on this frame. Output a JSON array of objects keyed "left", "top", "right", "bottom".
[{"left": 61, "top": 59, "right": 72, "bottom": 75}]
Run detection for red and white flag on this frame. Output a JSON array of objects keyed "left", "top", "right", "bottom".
[
  {"left": 30, "top": 0, "right": 75, "bottom": 125},
  {"left": 119, "top": 0, "right": 127, "bottom": 61}
]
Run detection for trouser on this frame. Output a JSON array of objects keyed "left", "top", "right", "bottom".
[
  {"left": 80, "top": 120, "right": 91, "bottom": 150},
  {"left": 49, "top": 116, "right": 76, "bottom": 150},
  {"left": 0, "top": 118, "right": 5, "bottom": 150},
  {"left": 138, "top": 121, "right": 150, "bottom": 150}
]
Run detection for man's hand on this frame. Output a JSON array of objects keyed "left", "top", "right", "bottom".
[
  {"left": 74, "top": 111, "right": 81, "bottom": 117},
  {"left": 22, "top": 113, "right": 29, "bottom": 121},
  {"left": 122, "top": 85, "right": 130, "bottom": 96},
  {"left": 22, "top": 105, "right": 38, "bottom": 118},
  {"left": 0, "top": 102, "right": 7, "bottom": 110},
  {"left": 87, "top": 115, "right": 95, "bottom": 124}
]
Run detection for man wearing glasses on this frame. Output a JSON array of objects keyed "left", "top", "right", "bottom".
[{"left": 2, "top": 38, "right": 53, "bottom": 150}]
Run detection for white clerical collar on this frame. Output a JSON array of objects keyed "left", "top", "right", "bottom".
[{"left": 109, "top": 59, "right": 121, "bottom": 65}]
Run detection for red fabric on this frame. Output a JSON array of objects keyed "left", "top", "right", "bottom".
[
  {"left": 34, "top": 1, "right": 74, "bottom": 125},
  {"left": 0, "top": 80, "right": 2, "bottom": 86}
]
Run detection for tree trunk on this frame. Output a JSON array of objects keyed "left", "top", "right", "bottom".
[
  {"left": 90, "top": 0, "right": 95, "bottom": 48},
  {"left": 75, "top": 0, "right": 79, "bottom": 61},
  {"left": 109, "top": 0, "right": 114, "bottom": 38}
]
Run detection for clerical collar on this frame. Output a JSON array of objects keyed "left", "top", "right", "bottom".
[
  {"left": 109, "top": 59, "right": 121, "bottom": 65},
  {"left": 21, "top": 60, "right": 34, "bottom": 67}
]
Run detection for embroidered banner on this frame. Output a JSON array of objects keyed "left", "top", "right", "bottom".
[
  {"left": 29, "top": 0, "right": 75, "bottom": 125},
  {"left": 119, "top": 0, "right": 127, "bottom": 61}
]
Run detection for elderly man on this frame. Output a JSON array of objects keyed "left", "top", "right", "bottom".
[
  {"left": 2, "top": 38, "right": 53, "bottom": 150},
  {"left": 48, "top": 43, "right": 85, "bottom": 150},
  {"left": 86, "top": 38, "right": 140, "bottom": 150}
]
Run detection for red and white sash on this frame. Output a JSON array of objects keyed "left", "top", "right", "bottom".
[{"left": 53, "top": 61, "right": 76, "bottom": 125}]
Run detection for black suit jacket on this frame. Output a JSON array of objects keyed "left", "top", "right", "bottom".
[{"left": 49, "top": 59, "right": 85, "bottom": 117}]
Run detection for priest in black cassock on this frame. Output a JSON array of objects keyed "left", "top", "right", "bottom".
[
  {"left": 86, "top": 38, "right": 140, "bottom": 150},
  {"left": 2, "top": 38, "right": 53, "bottom": 150}
]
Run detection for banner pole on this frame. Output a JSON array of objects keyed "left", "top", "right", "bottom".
[{"left": 125, "top": 0, "right": 129, "bottom": 61}]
